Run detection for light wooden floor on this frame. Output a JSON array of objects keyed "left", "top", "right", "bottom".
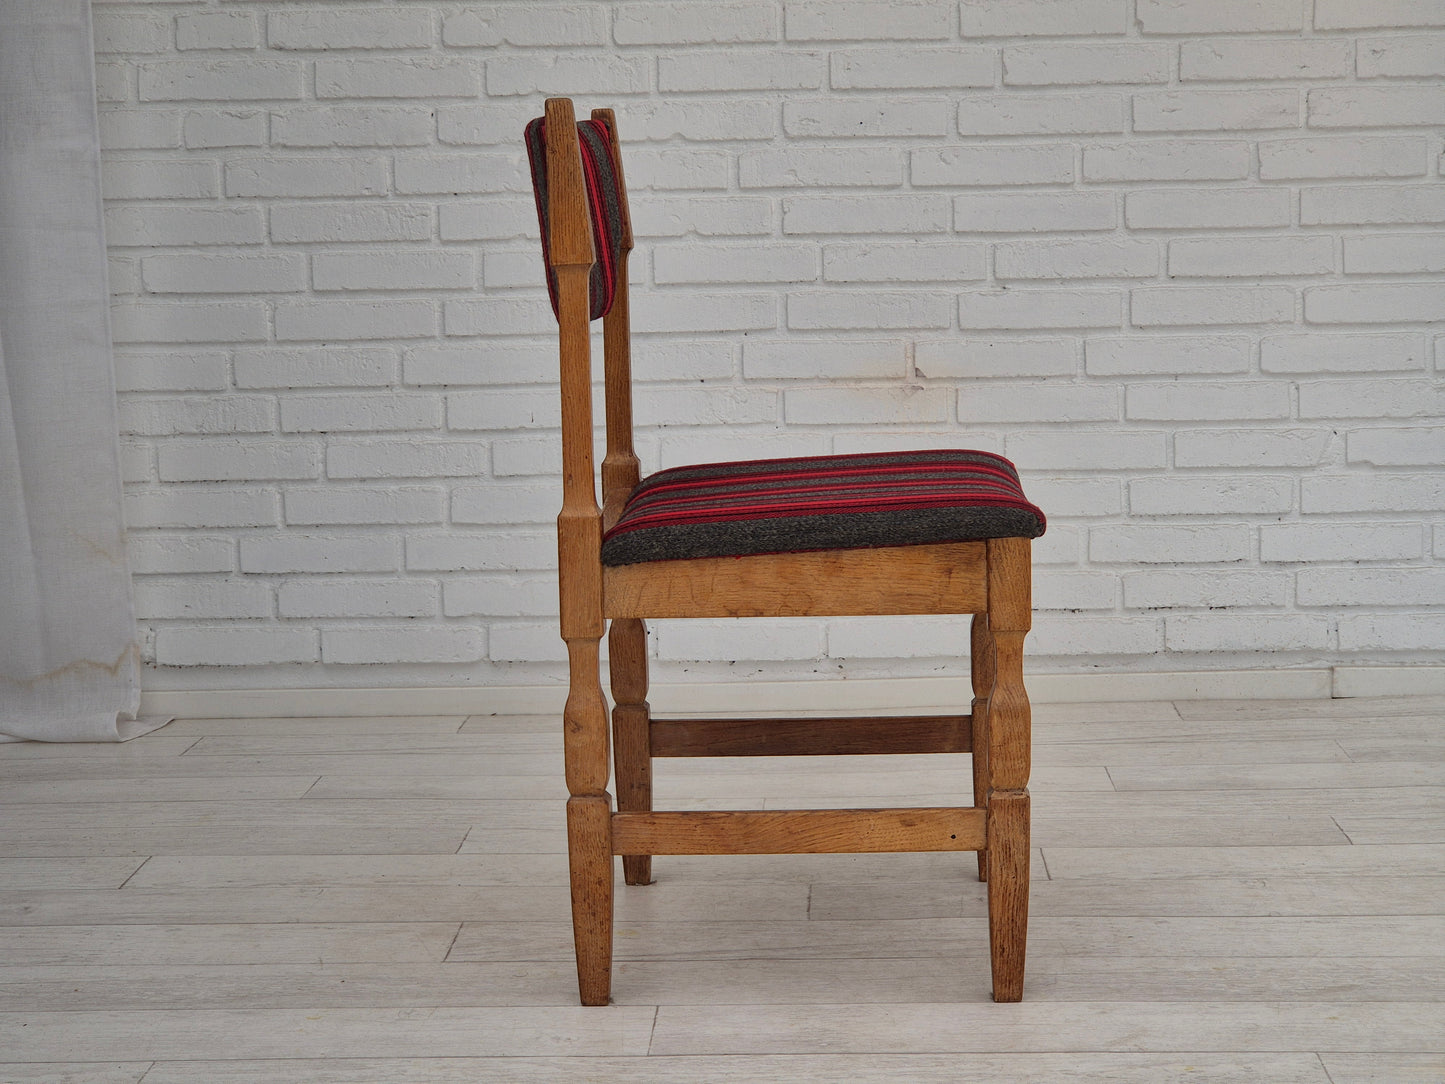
[{"left": 1, "top": 694, "right": 1442, "bottom": 1083}]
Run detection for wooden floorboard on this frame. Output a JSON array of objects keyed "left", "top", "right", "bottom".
[
  {"left": 4, "top": 955, "right": 1439, "bottom": 1011},
  {"left": 644, "top": 1001, "right": 1445, "bottom": 1055},
  {"left": 0, "top": 694, "right": 1441, "bottom": 1081},
  {"left": 2, "top": 1053, "right": 1336, "bottom": 1084},
  {"left": 446, "top": 914, "right": 1443, "bottom": 963},
  {"left": 809, "top": 873, "right": 1445, "bottom": 919}
]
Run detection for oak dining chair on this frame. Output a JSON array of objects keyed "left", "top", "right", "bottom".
[{"left": 524, "top": 97, "right": 1046, "bottom": 1006}]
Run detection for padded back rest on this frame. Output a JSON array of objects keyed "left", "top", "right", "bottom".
[{"left": 525, "top": 116, "right": 626, "bottom": 322}]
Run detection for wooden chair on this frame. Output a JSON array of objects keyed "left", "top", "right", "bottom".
[{"left": 524, "top": 98, "right": 1046, "bottom": 1005}]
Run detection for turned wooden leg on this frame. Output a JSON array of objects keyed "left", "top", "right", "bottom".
[
  {"left": 970, "top": 611, "right": 994, "bottom": 884},
  {"left": 563, "top": 636, "right": 614, "bottom": 1005},
  {"left": 609, "top": 617, "right": 653, "bottom": 886},
  {"left": 984, "top": 537, "right": 1032, "bottom": 1003}
]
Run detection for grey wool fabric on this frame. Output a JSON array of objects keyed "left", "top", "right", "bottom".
[{"left": 601, "top": 450, "right": 1046, "bottom": 566}]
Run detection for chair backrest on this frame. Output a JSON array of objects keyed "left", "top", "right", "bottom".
[
  {"left": 525, "top": 98, "right": 640, "bottom": 639},
  {"left": 524, "top": 111, "right": 630, "bottom": 322}
]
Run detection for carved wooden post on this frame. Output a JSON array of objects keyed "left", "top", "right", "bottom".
[
  {"left": 547, "top": 98, "right": 614, "bottom": 1006},
  {"left": 591, "top": 106, "right": 651, "bottom": 892},
  {"left": 984, "top": 536, "right": 1031, "bottom": 1003},
  {"left": 558, "top": 319, "right": 614, "bottom": 1007},
  {"left": 593, "top": 107, "right": 639, "bottom": 535}
]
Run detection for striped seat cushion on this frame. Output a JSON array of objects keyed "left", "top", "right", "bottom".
[
  {"left": 601, "top": 450, "right": 1046, "bottom": 567},
  {"left": 524, "top": 116, "right": 625, "bottom": 322}
]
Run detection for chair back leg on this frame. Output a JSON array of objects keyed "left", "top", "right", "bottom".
[
  {"left": 610, "top": 616, "right": 654, "bottom": 885},
  {"left": 562, "top": 635, "right": 615, "bottom": 1005}
]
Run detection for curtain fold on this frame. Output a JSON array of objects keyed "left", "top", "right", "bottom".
[{"left": 0, "top": 0, "right": 161, "bottom": 741}]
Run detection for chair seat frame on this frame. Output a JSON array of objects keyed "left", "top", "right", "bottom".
[{"left": 537, "top": 97, "right": 1033, "bottom": 1006}]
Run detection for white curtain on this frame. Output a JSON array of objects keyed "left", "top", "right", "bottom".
[{"left": 0, "top": 0, "right": 161, "bottom": 741}]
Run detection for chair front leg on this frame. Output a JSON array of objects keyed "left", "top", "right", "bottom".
[
  {"left": 984, "top": 536, "right": 1032, "bottom": 1003},
  {"left": 609, "top": 617, "right": 653, "bottom": 885},
  {"left": 985, "top": 784, "right": 1029, "bottom": 1003},
  {"left": 985, "top": 625, "right": 1030, "bottom": 1002},
  {"left": 970, "top": 611, "right": 993, "bottom": 884},
  {"left": 563, "top": 635, "right": 614, "bottom": 1005}
]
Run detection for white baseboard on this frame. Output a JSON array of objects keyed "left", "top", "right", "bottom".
[
  {"left": 1029, "top": 668, "right": 1334, "bottom": 704},
  {"left": 140, "top": 684, "right": 556, "bottom": 720},
  {"left": 1332, "top": 666, "right": 1445, "bottom": 699},
  {"left": 130, "top": 664, "right": 1442, "bottom": 720}
]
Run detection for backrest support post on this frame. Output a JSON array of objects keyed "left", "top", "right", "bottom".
[
  {"left": 591, "top": 108, "right": 639, "bottom": 531},
  {"left": 544, "top": 97, "right": 604, "bottom": 641}
]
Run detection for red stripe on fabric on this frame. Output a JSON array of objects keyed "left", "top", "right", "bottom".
[
  {"left": 577, "top": 122, "right": 615, "bottom": 313},
  {"left": 630, "top": 475, "right": 1025, "bottom": 512},
  {"left": 602, "top": 447, "right": 1046, "bottom": 547},
  {"left": 642, "top": 463, "right": 1018, "bottom": 483},
  {"left": 608, "top": 501, "right": 1037, "bottom": 537},
  {"left": 643, "top": 448, "right": 1011, "bottom": 476},
  {"left": 524, "top": 118, "right": 561, "bottom": 319},
  {"left": 638, "top": 468, "right": 1023, "bottom": 508},
  {"left": 611, "top": 455, "right": 1043, "bottom": 537},
  {"left": 627, "top": 476, "right": 1023, "bottom": 511},
  {"left": 633, "top": 462, "right": 1022, "bottom": 500},
  {"left": 610, "top": 492, "right": 1040, "bottom": 535},
  {"left": 636, "top": 454, "right": 1017, "bottom": 481},
  {"left": 527, "top": 116, "right": 618, "bottom": 322}
]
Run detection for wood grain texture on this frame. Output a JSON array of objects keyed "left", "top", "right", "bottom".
[
  {"left": 2, "top": 694, "right": 1440, "bottom": 1077},
  {"left": 971, "top": 611, "right": 993, "bottom": 883},
  {"left": 981, "top": 541, "right": 1032, "bottom": 917},
  {"left": 0, "top": 775, "right": 317, "bottom": 804},
  {"left": 566, "top": 795, "right": 614, "bottom": 1005},
  {"left": 549, "top": 103, "right": 603, "bottom": 650},
  {"left": 596, "top": 107, "right": 638, "bottom": 531},
  {"left": 1042, "top": 842, "right": 1445, "bottom": 880},
  {"left": 0, "top": 922, "right": 460, "bottom": 966},
  {"left": 810, "top": 873, "right": 1445, "bottom": 921},
  {"left": 646, "top": 1002, "right": 1445, "bottom": 1056},
  {"left": 649, "top": 714, "right": 971, "bottom": 757},
  {"left": 562, "top": 637, "right": 609, "bottom": 800},
  {"left": 603, "top": 542, "right": 988, "bottom": 618},
  {"left": 985, "top": 539, "right": 1032, "bottom": 794},
  {"left": 37, "top": 1053, "right": 1340, "bottom": 1084},
  {"left": 612, "top": 808, "right": 986, "bottom": 855},
  {"left": 89, "top": 937, "right": 1428, "bottom": 1014},
  {"left": 605, "top": 956, "right": 1445, "bottom": 1006},
  {"left": 447, "top": 915, "right": 1445, "bottom": 964},
  {"left": 0, "top": 857, "right": 145, "bottom": 889},
  {"left": 1318, "top": 1053, "right": 1445, "bottom": 1084},
  {"left": 986, "top": 790, "right": 1030, "bottom": 1002},
  {"left": 0, "top": 1006, "right": 657, "bottom": 1062},
  {"left": 610, "top": 616, "right": 653, "bottom": 886},
  {"left": 1107, "top": 760, "right": 1445, "bottom": 791},
  {"left": 0, "top": 1065, "right": 150, "bottom": 1084},
  {"left": 546, "top": 117, "right": 609, "bottom": 984},
  {"left": 600, "top": 249, "right": 640, "bottom": 533},
  {"left": 553, "top": 259, "right": 602, "bottom": 644}
]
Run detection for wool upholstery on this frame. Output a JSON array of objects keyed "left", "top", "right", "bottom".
[
  {"left": 524, "top": 116, "right": 625, "bottom": 322},
  {"left": 601, "top": 449, "right": 1046, "bottom": 566}
]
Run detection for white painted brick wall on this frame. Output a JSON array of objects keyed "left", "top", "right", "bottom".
[{"left": 100, "top": 2, "right": 1445, "bottom": 688}]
